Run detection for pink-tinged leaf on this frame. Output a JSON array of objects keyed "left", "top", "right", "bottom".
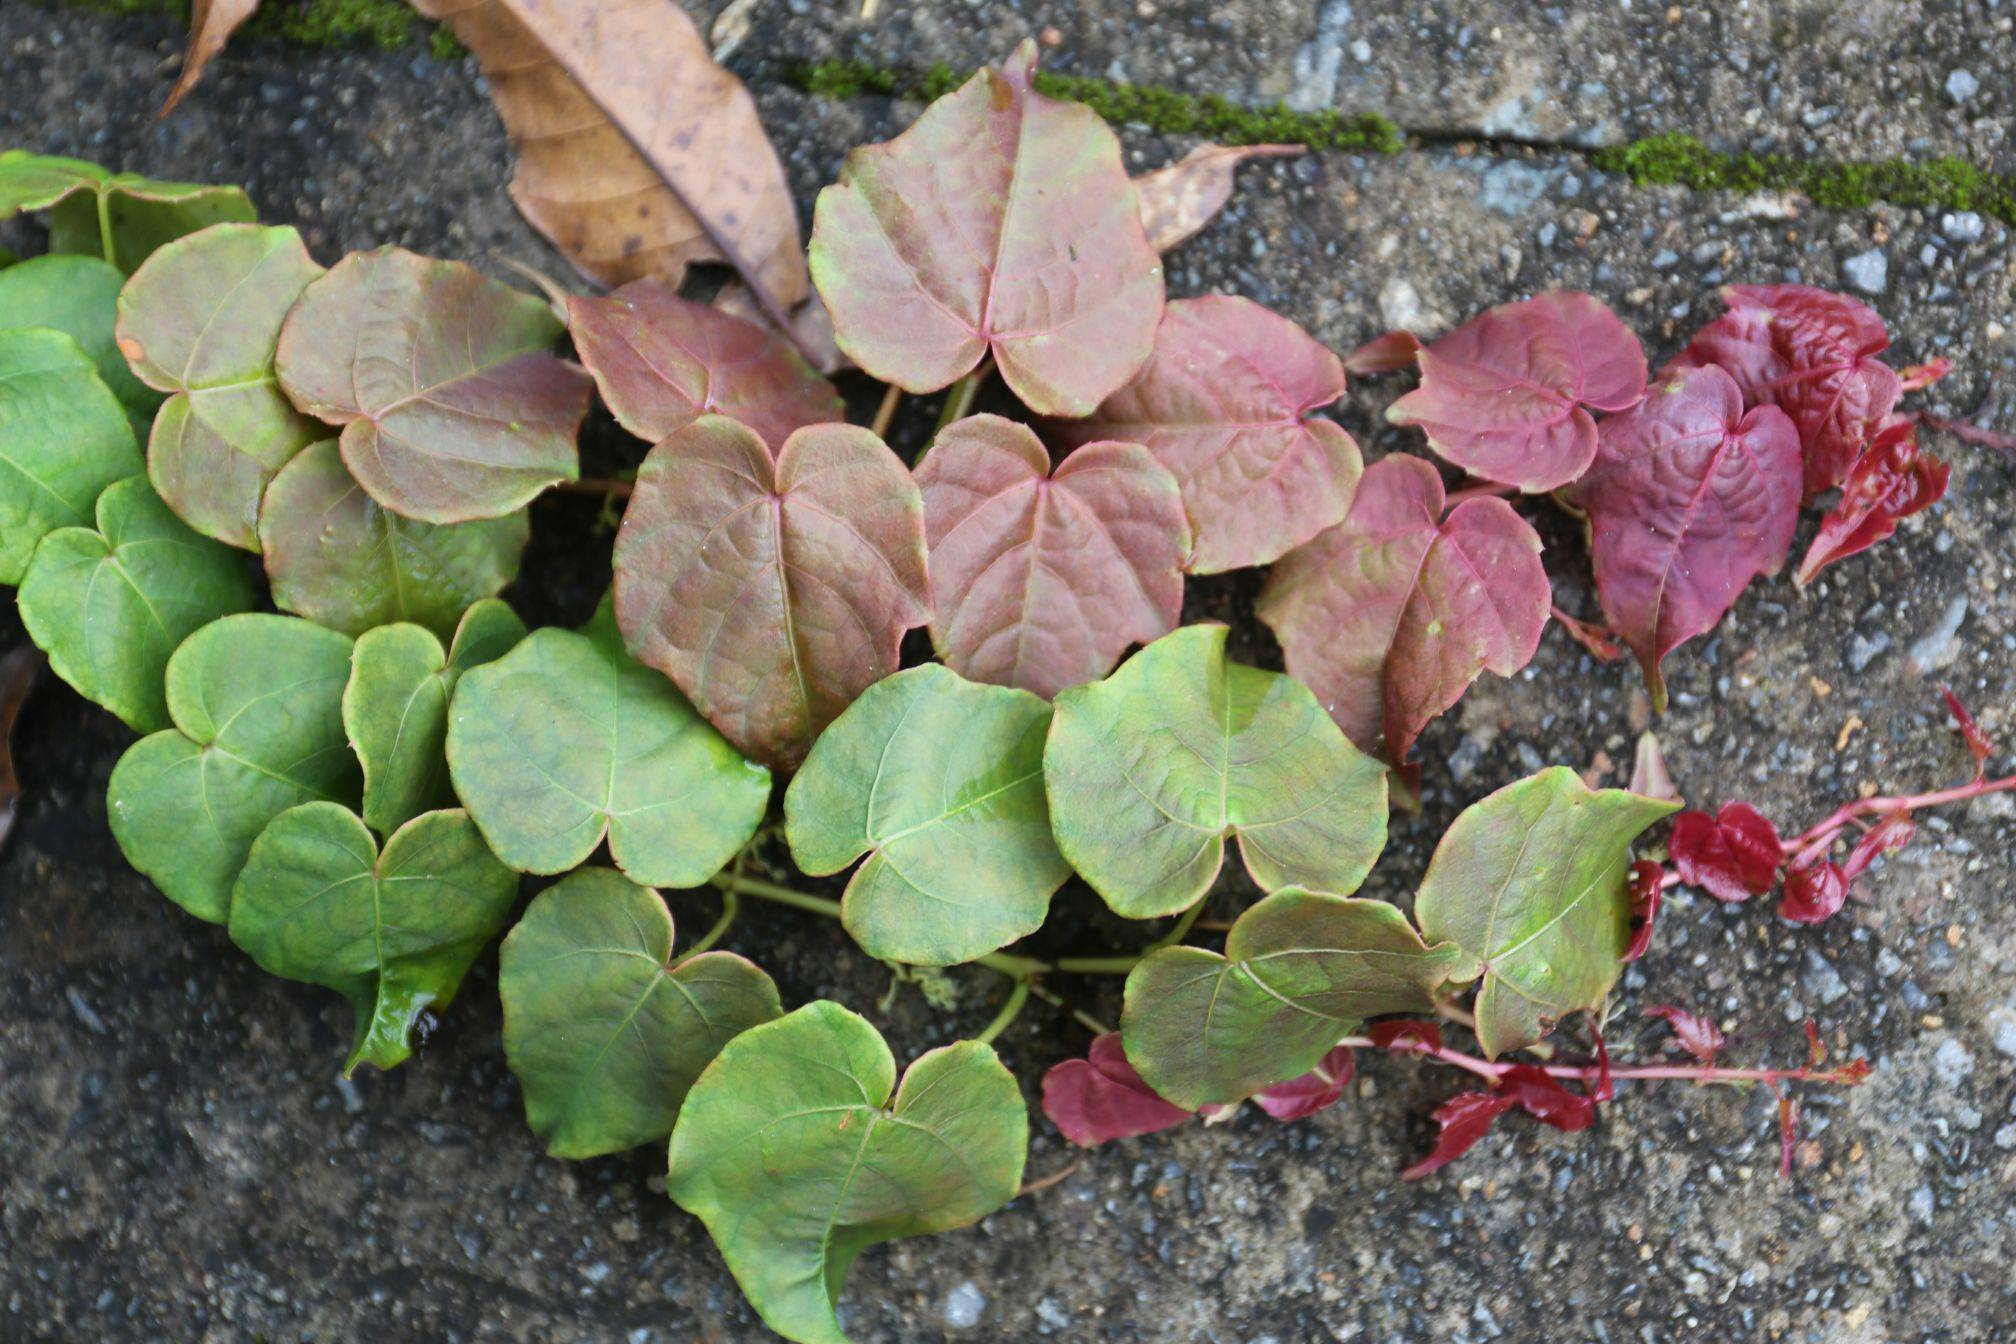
[
  {"left": 566, "top": 280, "right": 842, "bottom": 448},
  {"left": 1588, "top": 1025, "right": 1615, "bottom": 1104},
  {"left": 1250, "top": 1046, "right": 1357, "bottom": 1122},
  {"left": 1368, "top": 1020, "right": 1444, "bottom": 1055},
  {"left": 1257, "top": 453, "right": 1549, "bottom": 769},
  {"left": 1385, "top": 291, "right": 1647, "bottom": 492},
  {"left": 1780, "top": 859, "right": 1849, "bottom": 925},
  {"left": 274, "top": 246, "right": 593, "bottom": 523},
  {"left": 1898, "top": 357, "right": 1953, "bottom": 392},
  {"left": 611, "top": 415, "right": 930, "bottom": 769},
  {"left": 1644, "top": 1004, "right": 1725, "bottom": 1064},
  {"left": 1793, "top": 420, "right": 1949, "bottom": 586},
  {"left": 1400, "top": 1090, "right": 1517, "bottom": 1179},
  {"left": 1132, "top": 143, "right": 1304, "bottom": 254},
  {"left": 1669, "top": 802, "right": 1782, "bottom": 903},
  {"left": 160, "top": 0, "right": 260, "bottom": 115},
  {"left": 1041, "top": 1033, "right": 1196, "bottom": 1148},
  {"left": 1565, "top": 366, "right": 1801, "bottom": 711},
  {"left": 1843, "top": 811, "right": 1915, "bottom": 879},
  {"left": 1549, "top": 604, "right": 1626, "bottom": 663},
  {"left": 808, "top": 41, "right": 1164, "bottom": 416},
  {"left": 1497, "top": 1064, "right": 1597, "bottom": 1132},
  {"left": 1060, "top": 295, "right": 1363, "bottom": 573},
  {"left": 1623, "top": 859, "right": 1665, "bottom": 962},
  {"left": 1629, "top": 732, "right": 1681, "bottom": 804},
  {"left": 1941, "top": 686, "right": 1995, "bottom": 781},
  {"left": 1344, "top": 329, "right": 1422, "bottom": 375},
  {"left": 1671, "top": 284, "right": 1903, "bottom": 498},
  {"left": 915, "top": 416, "right": 1187, "bottom": 698}
]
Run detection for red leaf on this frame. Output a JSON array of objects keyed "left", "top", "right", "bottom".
[
  {"left": 1669, "top": 802, "right": 1783, "bottom": 903},
  {"left": 1386, "top": 290, "right": 1647, "bottom": 492},
  {"left": 915, "top": 415, "right": 1188, "bottom": 698},
  {"left": 1941, "top": 685, "right": 1995, "bottom": 781},
  {"left": 1061, "top": 295, "right": 1363, "bottom": 572},
  {"left": 1250, "top": 1046, "right": 1356, "bottom": 1121},
  {"left": 1400, "top": 1091, "right": 1517, "bottom": 1179},
  {"left": 1843, "top": 811, "right": 1915, "bottom": 879},
  {"left": 1589, "top": 1024, "right": 1615, "bottom": 1104},
  {"left": 566, "top": 281, "right": 843, "bottom": 450},
  {"left": 1781, "top": 859, "right": 1849, "bottom": 925},
  {"left": 1040, "top": 1033, "right": 1195, "bottom": 1148},
  {"left": 1258, "top": 454, "right": 1549, "bottom": 769},
  {"left": 1549, "top": 604, "right": 1627, "bottom": 663},
  {"left": 1671, "top": 284, "right": 1902, "bottom": 499},
  {"left": 161, "top": 0, "right": 260, "bottom": 116},
  {"left": 1623, "top": 859, "right": 1665, "bottom": 962},
  {"left": 1644, "top": 1004, "right": 1725, "bottom": 1064},
  {"left": 1368, "top": 1020, "right": 1444, "bottom": 1054},
  {"left": 1497, "top": 1064, "right": 1596, "bottom": 1132},
  {"left": 1898, "top": 357, "right": 1953, "bottom": 392},
  {"left": 1794, "top": 420, "right": 1950, "bottom": 586},
  {"left": 1564, "top": 366, "right": 1802, "bottom": 712},
  {"left": 1344, "top": 329, "right": 1422, "bottom": 374}
]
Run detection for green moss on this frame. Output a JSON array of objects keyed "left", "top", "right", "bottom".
[
  {"left": 1592, "top": 131, "right": 2016, "bottom": 226},
  {"left": 791, "top": 60, "right": 1406, "bottom": 155},
  {"left": 61, "top": 0, "right": 428, "bottom": 52}
]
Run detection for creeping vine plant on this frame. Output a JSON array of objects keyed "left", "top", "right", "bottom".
[{"left": 0, "top": 42, "right": 2005, "bottom": 1342}]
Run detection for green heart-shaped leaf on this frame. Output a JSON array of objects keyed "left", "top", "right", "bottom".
[
  {"left": 1414, "top": 767, "right": 1681, "bottom": 1057},
  {"left": 0, "top": 254, "right": 159, "bottom": 420},
  {"left": 343, "top": 600, "right": 526, "bottom": 836},
  {"left": 18, "top": 476, "right": 256, "bottom": 732},
  {"left": 784, "top": 663, "right": 1068, "bottom": 966},
  {"left": 259, "top": 441, "right": 530, "bottom": 639},
  {"left": 1122, "top": 887, "right": 1463, "bottom": 1108},
  {"left": 107, "top": 613, "right": 360, "bottom": 923},
  {"left": 447, "top": 613, "right": 771, "bottom": 886},
  {"left": 500, "top": 867, "right": 782, "bottom": 1159},
  {"left": 0, "top": 150, "right": 256, "bottom": 273},
  {"left": 1044, "top": 624, "right": 1389, "bottom": 919},
  {"left": 0, "top": 327, "right": 142, "bottom": 584},
  {"left": 229, "top": 803, "right": 517, "bottom": 1073},
  {"left": 274, "top": 246, "right": 591, "bottom": 523},
  {"left": 667, "top": 1001, "right": 1027, "bottom": 1344},
  {"left": 115, "top": 222, "right": 325, "bottom": 549}
]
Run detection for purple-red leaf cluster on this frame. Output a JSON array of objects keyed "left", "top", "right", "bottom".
[
  {"left": 1041, "top": 1034, "right": 1356, "bottom": 1147},
  {"left": 1564, "top": 365, "right": 1801, "bottom": 710},
  {"left": 1401, "top": 1065, "right": 1595, "bottom": 1180},
  {"left": 1793, "top": 419, "right": 1949, "bottom": 586},
  {"left": 1669, "top": 801, "right": 1782, "bottom": 903},
  {"left": 1386, "top": 290, "right": 1647, "bottom": 492}
]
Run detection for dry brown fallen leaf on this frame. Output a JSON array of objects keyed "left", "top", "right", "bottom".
[
  {"left": 0, "top": 646, "right": 42, "bottom": 853},
  {"left": 1133, "top": 142, "right": 1304, "bottom": 253},
  {"left": 161, "top": 0, "right": 263, "bottom": 116},
  {"left": 413, "top": 0, "right": 809, "bottom": 344}
]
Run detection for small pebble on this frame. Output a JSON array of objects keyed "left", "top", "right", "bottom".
[
  {"left": 944, "top": 1282, "right": 986, "bottom": 1329},
  {"left": 1842, "top": 248, "right": 1887, "bottom": 294},
  {"left": 1945, "top": 69, "right": 1980, "bottom": 103}
]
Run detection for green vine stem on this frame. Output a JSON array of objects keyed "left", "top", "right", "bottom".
[
  {"left": 933, "top": 357, "right": 991, "bottom": 434},
  {"left": 677, "top": 890, "right": 739, "bottom": 961},
  {"left": 95, "top": 190, "right": 115, "bottom": 265},
  {"left": 710, "top": 871, "right": 1052, "bottom": 979},
  {"left": 973, "top": 977, "right": 1031, "bottom": 1045}
]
